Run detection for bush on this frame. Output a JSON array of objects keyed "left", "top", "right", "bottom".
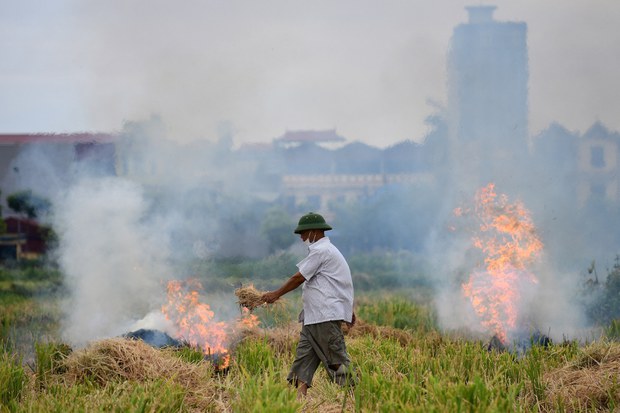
[
  {"left": 348, "top": 251, "right": 433, "bottom": 291},
  {"left": 585, "top": 256, "right": 620, "bottom": 326}
]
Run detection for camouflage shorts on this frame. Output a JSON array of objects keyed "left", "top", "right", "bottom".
[{"left": 287, "top": 320, "right": 353, "bottom": 388}]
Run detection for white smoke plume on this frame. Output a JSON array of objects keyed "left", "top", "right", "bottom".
[{"left": 54, "top": 177, "right": 173, "bottom": 346}]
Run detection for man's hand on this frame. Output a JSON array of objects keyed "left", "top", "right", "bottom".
[
  {"left": 261, "top": 291, "right": 280, "bottom": 304},
  {"left": 346, "top": 312, "right": 356, "bottom": 328},
  {"left": 261, "top": 273, "right": 305, "bottom": 305}
]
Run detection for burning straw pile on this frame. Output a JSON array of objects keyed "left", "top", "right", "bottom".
[{"left": 57, "top": 338, "right": 220, "bottom": 410}]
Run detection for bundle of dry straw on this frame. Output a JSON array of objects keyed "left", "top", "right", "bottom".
[
  {"left": 234, "top": 284, "right": 267, "bottom": 311},
  {"left": 59, "top": 338, "right": 218, "bottom": 410}
]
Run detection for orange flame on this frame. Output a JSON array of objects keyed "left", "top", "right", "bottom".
[
  {"left": 161, "top": 279, "right": 260, "bottom": 369},
  {"left": 458, "top": 183, "right": 543, "bottom": 343}
]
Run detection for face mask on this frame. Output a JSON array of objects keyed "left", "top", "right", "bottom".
[{"left": 303, "top": 232, "right": 314, "bottom": 247}]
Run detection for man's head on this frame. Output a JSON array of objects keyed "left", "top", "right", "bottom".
[
  {"left": 295, "top": 212, "right": 332, "bottom": 245},
  {"left": 294, "top": 212, "right": 332, "bottom": 234}
]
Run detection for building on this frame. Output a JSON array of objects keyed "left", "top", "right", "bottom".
[
  {"left": 0, "top": 217, "right": 49, "bottom": 261},
  {"left": 0, "top": 133, "right": 118, "bottom": 194},
  {"left": 277, "top": 136, "right": 435, "bottom": 215},
  {"left": 447, "top": 6, "right": 529, "bottom": 192},
  {"left": 577, "top": 122, "right": 620, "bottom": 207},
  {"left": 273, "top": 129, "right": 346, "bottom": 150}
]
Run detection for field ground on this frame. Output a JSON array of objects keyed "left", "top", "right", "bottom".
[{"left": 2, "top": 264, "right": 620, "bottom": 412}]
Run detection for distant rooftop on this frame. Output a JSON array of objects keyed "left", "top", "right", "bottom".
[
  {"left": 465, "top": 5, "right": 497, "bottom": 23},
  {"left": 274, "top": 129, "right": 346, "bottom": 144},
  {"left": 0, "top": 133, "right": 118, "bottom": 145}
]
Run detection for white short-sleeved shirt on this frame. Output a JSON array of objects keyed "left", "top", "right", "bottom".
[{"left": 297, "top": 237, "right": 354, "bottom": 325}]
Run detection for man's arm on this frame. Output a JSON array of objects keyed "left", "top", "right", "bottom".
[{"left": 262, "top": 272, "right": 305, "bottom": 303}]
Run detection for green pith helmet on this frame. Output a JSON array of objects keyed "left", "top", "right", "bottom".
[{"left": 294, "top": 212, "right": 333, "bottom": 234}]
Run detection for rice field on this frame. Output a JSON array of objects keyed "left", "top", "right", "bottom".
[{"left": 2, "top": 267, "right": 620, "bottom": 412}]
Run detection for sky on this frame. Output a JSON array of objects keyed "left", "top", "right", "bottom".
[{"left": 1, "top": 0, "right": 619, "bottom": 148}]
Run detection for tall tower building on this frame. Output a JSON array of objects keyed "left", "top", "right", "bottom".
[{"left": 447, "top": 6, "right": 529, "bottom": 193}]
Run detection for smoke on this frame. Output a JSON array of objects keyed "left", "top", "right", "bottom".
[
  {"left": 54, "top": 177, "right": 173, "bottom": 346},
  {"left": 3, "top": 143, "right": 76, "bottom": 202},
  {"left": 3, "top": 116, "right": 613, "bottom": 347},
  {"left": 3, "top": 2, "right": 619, "bottom": 348},
  {"left": 0, "top": 117, "right": 268, "bottom": 347},
  {"left": 427, "top": 183, "right": 595, "bottom": 344}
]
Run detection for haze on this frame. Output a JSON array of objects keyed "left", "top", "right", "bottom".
[{"left": 1, "top": 0, "right": 619, "bottom": 147}]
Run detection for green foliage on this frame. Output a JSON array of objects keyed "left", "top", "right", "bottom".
[
  {"left": 0, "top": 350, "right": 26, "bottom": 408},
  {"left": 585, "top": 256, "right": 620, "bottom": 326},
  {"left": 523, "top": 345, "right": 546, "bottom": 403},
  {"left": 7, "top": 190, "right": 51, "bottom": 219},
  {"left": 330, "top": 183, "right": 444, "bottom": 254},
  {"left": 234, "top": 338, "right": 277, "bottom": 376},
  {"left": 348, "top": 334, "right": 529, "bottom": 412},
  {"left": 173, "top": 346, "right": 205, "bottom": 364},
  {"left": 4, "top": 261, "right": 619, "bottom": 411},
  {"left": 35, "top": 342, "right": 72, "bottom": 389},
  {"left": 195, "top": 250, "right": 435, "bottom": 293},
  {"left": 260, "top": 207, "right": 295, "bottom": 254},
  {"left": 356, "top": 295, "right": 437, "bottom": 332},
  {"left": 606, "top": 319, "right": 620, "bottom": 340},
  {"left": 195, "top": 253, "right": 301, "bottom": 290},
  {"left": 348, "top": 250, "right": 432, "bottom": 291},
  {"left": 0, "top": 266, "right": 63, "bottom": 357},
  {"left": 0, "top": 318, "right": 9, "bottom": 345},
  {"left": 230, "top": 337, "right": 301, "bottom": 412},
  {"left": 20, "top": 380, "right": 186, "bottom": 413},
  {"left": 231, "top": 372, "right": 301, "bottom": 413}
]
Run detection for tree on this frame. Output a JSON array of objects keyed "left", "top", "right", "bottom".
[
  {"left": 260, "top": 207, "right": 296, "bottom": 253},
  {"left": 584, "top": 256, "right": 620, "bottom": 326},
  {"left": 7, "top": 190, "right": 51, "bottom": 219}
]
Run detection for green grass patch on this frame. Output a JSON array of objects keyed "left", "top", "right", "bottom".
[
  {"left": 356, "top": 294, "right": 437, "bottom": 332},
  {"left": 0, "top": 350, "right": 26, "bottom": 408}
]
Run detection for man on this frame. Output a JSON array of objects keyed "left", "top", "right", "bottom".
[{"left": 262, "top": 212, "right": 355, "bottom": 397}]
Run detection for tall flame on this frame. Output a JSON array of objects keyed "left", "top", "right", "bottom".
[
  {"left": 457, "top": 183, "right": 543, "bottom": 343},
  {"left": 161, "top": 279, "right": 260, "bottom": 368}
]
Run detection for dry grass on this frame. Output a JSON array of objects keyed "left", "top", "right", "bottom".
[
  {"left": 235, "top": 284, "right": 288, "bottom": 312},
  {"left": 525, "top": 341, "right": 620, "bottom": 412},
  {"left": 233, "top": 322, "right": 300, "bottom": 356},
  {"left": 234, "top": 284, "right": 267, "bottom": 311},
  {"left": 344, "top": 318, "right": 415, "bottom": 347},
  {"left": 58, "top": 338, "right": 220, "bottom": 411}
]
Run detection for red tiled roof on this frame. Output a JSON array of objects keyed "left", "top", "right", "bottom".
[{"left": 0, "top": 133, "right": 118, "bottom": 145}]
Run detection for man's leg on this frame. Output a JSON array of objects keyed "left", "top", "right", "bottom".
[
  {"left": 287, "top": 325, "right": 321, "bottom": 396},
  {"left": 327, "top": 363, "right": 352, "bottom": 386},
  {"left": 298, "top": 381, "right": 309, "bottom": 397}
]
